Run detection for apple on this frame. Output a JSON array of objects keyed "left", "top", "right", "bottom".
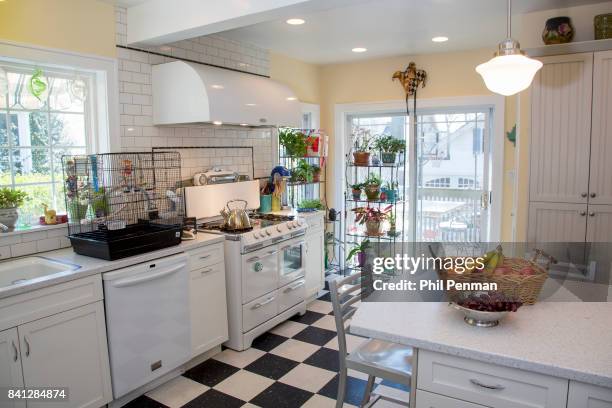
[{"left": 520, "top": 266, "right": 536, "bottom": 275}]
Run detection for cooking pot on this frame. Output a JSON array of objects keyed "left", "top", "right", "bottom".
[{"left": 220, "top": 199, "right": 252, "bottom": 230}]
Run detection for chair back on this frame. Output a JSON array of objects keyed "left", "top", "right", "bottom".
[{"left": 329, "top": 272, "right": 363, "bottom": 359}]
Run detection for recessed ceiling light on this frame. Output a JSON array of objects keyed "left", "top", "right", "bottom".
[
  {"left": 212, "top": 121, "right": 223, "bottom": 125},
  {"left": 127, "top": 127, "right": 134, "bottom": 132},
  {"left": 432, "top": 36, "right": 449, "bottom": 43},
  {"left": 240, "top": 123, "right": 249, "bottom": 126},
  {"left": 286, "top": 97, "right": 297, "bottom": 101},
  {"left": 245, "top": 103, "right": 257, "bottom": 106},
  {"left": 286, "top": 18, "right": 305, "bottom": 25},
  {"left": 211, "top": 84, "right": 224, "bottom": 89},
  {"left": 351, "top": 47, "right": 367, "bottom": 53}
]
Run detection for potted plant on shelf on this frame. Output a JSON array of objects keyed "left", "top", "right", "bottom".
[
  {"left": 279, "top": 128, "right": 309, "bottom": 157},
  {"left": 363, "top": 173, "right": 382, "bottom": 201},
  {"left": 346, "top": 239, "right": 370, "bottom": 267},
  {"left": 350, "top": 182, "right": 363, "bottom": 200},
  {"left": 381, "top": 181, "right": 398, "bottom": 202},
  {"left": 352, "top": 205, "right": 392, "bottom": 236},
  {"left": 375, "top": 135, "right": 405, "bottom": 164},
  {"left": 387, "top": 212, "right": 400, "bottom": 237},
  {"left": 290, "top": 159, "right": 314, "bottom": 183},
  {"left": 352, "top": 127, "right": 373, "bottom": 166},
  {"left": 311, "top": 164, "right": 322, "bottom": 182},
  {"left": 0, "top": 188, "right": 28, "bottom": 231}
]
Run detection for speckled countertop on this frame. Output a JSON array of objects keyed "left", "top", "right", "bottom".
[
  {"left": 0, "top": 233, "right": 224, "bottom": 299},
  {"left": 350, "top": 302, "right": 612, "bottom": 388}
]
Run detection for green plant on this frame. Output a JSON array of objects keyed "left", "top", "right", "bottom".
[
  {"left": 350, "top": 182, "right": 363, "bottom": 190},
  {"left": 346, "top": 239, "right": 370, "bottom": 261},
  {"left": 298, "top": 199, "right": 324, "bottom": 210},
  {"left": 279, "top": 128, "right": 309, "bottom": 157},
  {"left": 352, "top": 205, "right": 393, "bottom": 225},
  {"left": 364, "top": 173, "right": 382, "bottom": 186},
  {"left": 374, "top": 135, "right": 405, "bottom": 153},
  {"left": 388, "top": 212, "right": 396, "bottom": 226},
  {"left": 383, "top": 181, "right": 398, "bottom": 190},
  {"left": 290, "top": 159, "right": 314, "bottom": 183},
  {"left": 0, "top": 188, "right": 28, "bottom": 208}
]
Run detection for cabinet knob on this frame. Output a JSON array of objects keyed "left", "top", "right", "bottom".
[
  {"left": 590, "top": 192, "right": 597, "bottom": 198},
  {"left": 580, "top": 211, "right": 586, "bottom": 216},
  {"left": 589, "top": 212, "right": 595, "bottom": 217},
  {"left": 581, "top": 192, "right": 588, "bottom": 198}
]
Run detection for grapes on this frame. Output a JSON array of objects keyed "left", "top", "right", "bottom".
[{"left": 457, "top": 292, "right": 522, "bottom": 312}]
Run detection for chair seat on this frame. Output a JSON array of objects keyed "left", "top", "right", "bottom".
[{"left": 346, "top": 338, "right": 413, "bottom": 380}]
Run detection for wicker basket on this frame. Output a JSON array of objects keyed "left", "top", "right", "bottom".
[{"left": 438, "top": 254, "right": 550, "bottom": 305}]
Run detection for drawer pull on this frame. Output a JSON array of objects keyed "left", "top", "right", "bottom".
[
  {"left": 252, "top": 297, "right": 275, "bottom": 309},
  {"left": 470, "top": 378, "right": 505, "bottom": 391},
  {"left": 200, "top": 268, "right": 213, "bottom": 275},
  {"left": 199, "top": 254, "right": 211, "bottom": 260},
  {"left": 284, "top": 280, "right": 305, "bottom": 293},
  {"left": 11, "top": 340, "right": 18, "bottom": 362},
  {"left": 24, "top": 336, "right": 30, "bottom": 357},
  {"left": 247, "top": 256, "right": 260, "bottom": 262}
]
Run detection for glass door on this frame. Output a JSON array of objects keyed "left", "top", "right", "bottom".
[
  {"left": 279, "top": 237, "right": 305, "bottom": 286},
  {"left": 415, "top": 110, "right": 491, "bottom": 242}
]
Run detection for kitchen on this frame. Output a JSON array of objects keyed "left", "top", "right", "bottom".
[{"left": 0, "top": 0, "right": 612, "bottom": 407}]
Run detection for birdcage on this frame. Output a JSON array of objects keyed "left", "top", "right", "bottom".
[{"left": 62, "top": 151, "right": 184, "bottom": 260}]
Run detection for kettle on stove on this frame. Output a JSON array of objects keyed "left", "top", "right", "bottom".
[{"left": 220, "top": 199, "right": 252, "bottom": 231}]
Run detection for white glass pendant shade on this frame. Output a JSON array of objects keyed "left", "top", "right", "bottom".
[{"left": 476, "top": 53, "right": 543, "bottom": 96}]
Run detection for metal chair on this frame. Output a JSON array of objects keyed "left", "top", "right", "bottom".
[{"left": 329, "top": 271, "right": 412, "bottom": 408}]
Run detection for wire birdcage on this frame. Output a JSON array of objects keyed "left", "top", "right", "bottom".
[{"left": 61, "top": 151, "right": 184, "bottom": 260}]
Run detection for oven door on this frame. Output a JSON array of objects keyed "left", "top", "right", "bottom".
[
  {"left": 242, "top": 245, "right": 279, "bottom": 304},
  {"left": 278, "top": 237, "right": 305, "bottom": 287}
]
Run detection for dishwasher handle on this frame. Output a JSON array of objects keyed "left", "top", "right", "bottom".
[{"left": 111, "top": 263, "right": 186, "bottom": 288}]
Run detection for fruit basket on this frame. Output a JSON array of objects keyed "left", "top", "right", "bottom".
[{"left": 438, "top": 247, "right": 555, "bottom": 305}]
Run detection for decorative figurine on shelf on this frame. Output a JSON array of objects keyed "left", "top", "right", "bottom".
[
  {"left": 542, "top": 16, "right": 574, "bottom": 45},
  {"left": 43, "top": 204, "right": 57, "bottom": 225}
]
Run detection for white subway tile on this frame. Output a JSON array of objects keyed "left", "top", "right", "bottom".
[
  {"left": 123, "top": 104, "right": 142, "bottom": 115},
  {"left": 121, "top": 60, "right": 141, "bottom": 73},
  {"left": 123, "top": 82, "right": 141, "bottom": 93}
]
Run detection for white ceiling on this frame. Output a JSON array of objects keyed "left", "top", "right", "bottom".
[{"left": 218, "top": 0, "right": 606, "bottom": 64}]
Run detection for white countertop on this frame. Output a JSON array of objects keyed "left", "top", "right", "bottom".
[
  {"left": 350, "top": 301, "right": 612, "bottom": 388},
  {"left": 0, "top": 233, "right": 224, "bottom": 299}
]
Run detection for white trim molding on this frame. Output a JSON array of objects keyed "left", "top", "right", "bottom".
[
  {"left": 0, "top": 40, "right": 120, "bottom": 153},
  {"left": 334, "top": 95, "right": 505, "bottom": 242}
]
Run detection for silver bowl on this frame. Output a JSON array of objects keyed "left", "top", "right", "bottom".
[{"left": 451, "top": 303, "right": 509, "bottom": 327}]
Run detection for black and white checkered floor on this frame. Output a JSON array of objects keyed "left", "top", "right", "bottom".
[{"left": 123, "top": 290, "right": 409, "bottom": 408}]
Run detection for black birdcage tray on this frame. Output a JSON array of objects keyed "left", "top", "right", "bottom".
[{"left": 68, "top": 222, "right": 182, "bottom": 260}]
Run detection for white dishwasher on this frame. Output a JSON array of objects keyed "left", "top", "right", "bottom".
[{"left": 103, "top": 253, "right": 191, "bottom": 398}]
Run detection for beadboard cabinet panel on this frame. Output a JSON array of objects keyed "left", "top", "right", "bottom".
[
  {"left": 528, "top": 202, "right": 587, "bottom": 242},
  {"left": 529, "top": 53, "right": 593, "bottom": 204},
  {"left": 589, "top": 50, "right": 612, "bottom": 205},
  {"left": 586, "top": 205, "right": 612, "bottom": 242}
]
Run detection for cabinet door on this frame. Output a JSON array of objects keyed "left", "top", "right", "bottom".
[
  {"left": 190, "top": 262, "right": 229, "bottom": 357},
  {"left": 0, "top": 328, "right": 25, "bottom": 408},
  {"left": 528, "top": 202, "right": 587, "bottom": 242},
  {"left": 305, "top": 229, "right": 324, "bottom": 299},
  {"left": 568, "top": 381, "right": 612, "bottom": 408},
  {"left": 18, "top": 302, "right": 112, "bottom": 408},
  {"left": 586, "top": 205, "right": 612, "bottom": 242},
  {"left": 589, "top": 51, "right": 612, "bottom": 205},
  {"left": 530, "top": 53, "right": 593, "bottom": 204}
]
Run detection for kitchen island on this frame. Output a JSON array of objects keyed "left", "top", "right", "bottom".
[{"left": 350, "top": 302, "right": 612, "bottom": 407}]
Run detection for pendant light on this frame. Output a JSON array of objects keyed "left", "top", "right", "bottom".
[{"left": 476, "top": 0, "right": 542, "bottom": 96}]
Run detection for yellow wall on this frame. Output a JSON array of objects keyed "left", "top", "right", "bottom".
[
  {"left": 0, "top": 0, "right": 116, "bottom": 58},
  {"left": 270, "top": 52, "right": 321, "bottom": 104}
]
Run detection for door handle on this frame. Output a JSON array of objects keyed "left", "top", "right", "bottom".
[
  {"left": 284, "top": 280, "right": 305, "bottom": 293},
  {"left": 590, "top": 192, "right": 597, "bottom": 198},
  {"left": 581, "top": 192, "right": 588, "bottom": 198},
  {"left": 266, "top": 250, "right": 279, "bottom": 256},
  {"left": 247, "top": 256, "right": 260, "bottom": 262},
  {"left": 469, "top": 378, "right": 504, "bottom": 390},
  {"left": 481, "top": 191, "right": 489, "bottom": 210},
  {"left": 11, "top": 340, "right": 18, "bottom": 362},
  {"left": 251, "top": 297, "right": 275, "bottom": 309},
  {"left": 23, "top": 336, "right": 30, "bottom": 357},
  {"left": 589, "top": 212, "right": 595, "bottom": 217},
  {"left": 580, "top": 211, "right": 586, "bottom": 216}
]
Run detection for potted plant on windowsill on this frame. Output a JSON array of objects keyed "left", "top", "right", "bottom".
[
  {"left": 346, "top": 239, "right": 370, "bottom": 267},
  {"left": 374, "top": 135, "right": 405, "bottom": 164},
  {"left": 350, "top": 182, "right": 363, "bottom": 200},
  {"left": 279, "top": 128, "right": 309, "bottom": 157},
  {"left": 290, "top": 159, "right": 314, "bottom": 183},
  {"left": 352, "top": 205, "right": 392, "bottom": 236},
  {"left": 363, "top": 174, "right": 382, "bottom": 201},
  {"left": 352, "top": 128, "right": 373, "bottom": 166},
  {"left": 0, "top": 188, "right": 28, "bottom": 232}
]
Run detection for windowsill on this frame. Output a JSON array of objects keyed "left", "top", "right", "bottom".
[{"left": 1, "top": 223, "right": 68, "bottom": 237}]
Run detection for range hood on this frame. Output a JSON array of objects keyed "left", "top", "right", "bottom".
[{"left": 152, "top": 61, "right": 301, "bottom": 127}]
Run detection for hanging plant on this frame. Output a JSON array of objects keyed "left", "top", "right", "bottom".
[{"left": 27, "top": 68, "right": 47, "bottom": 101}]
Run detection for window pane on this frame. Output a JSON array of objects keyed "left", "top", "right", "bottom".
[
  {"left": 0, "top": 148, "right": 10, "bottom": 184},
  {"left": 49, "top": 77, "right": 85, "bottom": 113},
  {"left": 50, "top": 113, "right": 86, "bottom": 146},
  {"left": 18, "top": 183, "right": 54, "bottom": 227},
  {"left": 8, "top": 72, "right": 48, "bottom": 110},
  {"left": 11, "top": 148, "right": 51, "bottom": 184},
  {"left": 0, "top": 113, "right": 19, "bottom": 146},
  {"left": 7, "top": 111, "right": 49, "bottom": 147}
]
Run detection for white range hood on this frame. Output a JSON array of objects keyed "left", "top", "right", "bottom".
[{"left": 152, "top": 61, "right": 301, "bottom": 127}]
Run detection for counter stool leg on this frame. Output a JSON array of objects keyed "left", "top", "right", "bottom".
[
  {"left": 336, "top": 367, "right": 347, "bottom": 408},
  {"left": 361, "top": 375, "right": 376, "bottom": 406}
]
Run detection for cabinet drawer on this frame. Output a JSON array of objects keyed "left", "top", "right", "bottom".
[
  {"left": 418, "top": 350, "right": 568, "bottom": 408},
  {"left": 416, "top": 389, "right": 487, "bottom": 408},
  {"left": 568, "top": 381, "right": 612, "bottom": 408},
  {"left": 188, "top": 243, "right": 224, "bottom": 270},
  {"left": 242, "top": 291, "right": 278, "bottom": 333},
  {"left": 0, "top": 275, "right": 103, "bottom": 331},
  {"left": 278, "top": 278, "right": 305, "bottom": 313}
]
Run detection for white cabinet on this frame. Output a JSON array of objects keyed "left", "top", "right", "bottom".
[
  {"left": 416, "top": 389, "right": 486, "bottom": 408},
  {"left": 0, "top": 328, "right": 25, "bottom": 408},
  {"left": 529, "top": 53, "right": 593, "bottom": 204},
  {"left": 586, "top": 205, "right": 612, "bottom": 242},
  {"left": 303, "top": 213, "right": 325, "bottom": 299},
  {"left": 188, "top": 243, "right": 229, "bottom": 357},
  {"left": 528, "top": 202, "right": 587, "bottom": 242},
  {"left": 19, "top": 301, "right": 112, "bottom": 408},
  {"left": 568, "top": 381, "right": 612, "bottom": 408},
  {"left": 190, "top": 262, "right": 229, "bottom": 357},
  {"left": 589, "top": 50, "right": 612, "bottom": 205}
]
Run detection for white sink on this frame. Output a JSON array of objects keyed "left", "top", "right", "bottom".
[{"left": 0, "top": 257, "right": 80, "bottom": 288}]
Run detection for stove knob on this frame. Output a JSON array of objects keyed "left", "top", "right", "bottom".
[
  {"left": 287, "top": 223, "right": 293, "bottom": 230},
  {"left": 253, "top": 233, "right": 260, "bottom": 240},
  {"left": 292, "top": 221, "right": 298, "bottom": 228},
  {"left": 296, "top": 219, "right": 303, "bottom": 226},
  {"left": 276, "top": 226, "right": 283, "bottom": 232},
  {"left": 265, "top": 229, "right": 271, "bottom": 236},
  {"left": 260, "top": 231, "right": 267, "bottom": 238}
]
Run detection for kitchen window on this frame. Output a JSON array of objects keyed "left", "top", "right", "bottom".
[{"left": 0, "top": 63, "right": 94, "bottom": 226}]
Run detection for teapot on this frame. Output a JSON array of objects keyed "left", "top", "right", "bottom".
[{"left": 220, "top": 199, "right": 252, "bottom": 231}]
